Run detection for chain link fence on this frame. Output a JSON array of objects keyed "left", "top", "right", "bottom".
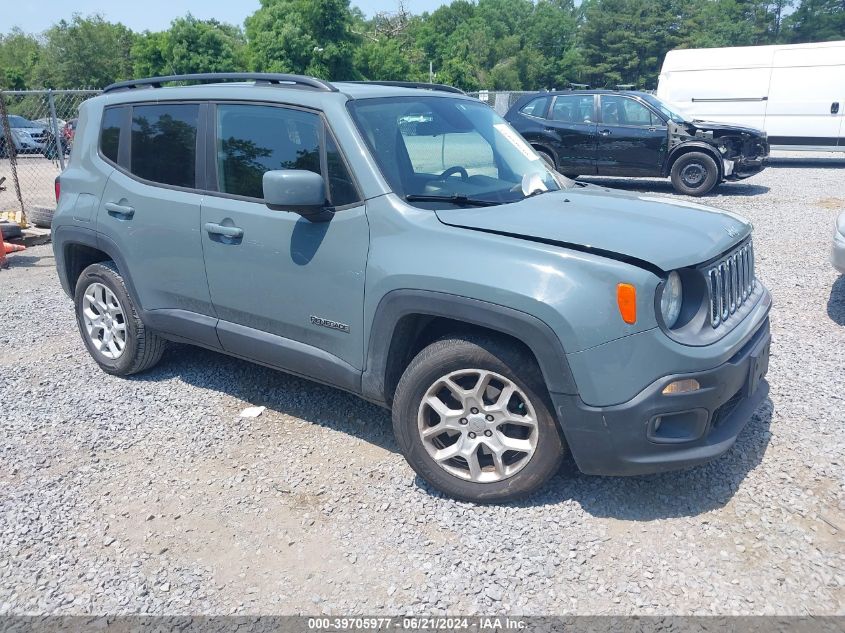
[
  {"left": 468, "top": 91, "right": 536, "bottom": 115},
  {"left": 0, "top": 89, "right": 101, "bottom": 221}
]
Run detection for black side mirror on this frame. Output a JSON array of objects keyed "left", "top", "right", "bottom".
[{"left": 263, "top": 170, "right": 328, "bottom": 219}]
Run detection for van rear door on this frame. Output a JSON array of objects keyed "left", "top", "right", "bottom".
[{"left": 765, "top": 46, "right": 845, "bottom": 148}]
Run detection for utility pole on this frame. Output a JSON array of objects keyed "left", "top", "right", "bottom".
[{"left": 429, "top": 61, "right": 434, "bottom": 83}]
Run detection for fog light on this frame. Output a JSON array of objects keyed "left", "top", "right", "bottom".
[{"left": 662, "top": 379, "right": 701, "bottom": 395}]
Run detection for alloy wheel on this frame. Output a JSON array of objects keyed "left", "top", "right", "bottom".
[
  {"left": 417, "top": 369, "right": 539, "bottom": 483},
  {"left": 82, "top": 282, "right": 127, "bottom": 359}
]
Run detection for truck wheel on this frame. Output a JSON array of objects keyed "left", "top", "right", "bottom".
[
  {"left": 671, "top": 152, "right": 719, "bottom": 196},
  {"left": 392, "top": 335, "right": 564, "bottom": 503},
  {"left": 74, "top": 261, "right": 166, "bottom": 376}
]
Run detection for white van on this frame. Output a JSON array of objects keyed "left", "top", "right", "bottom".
[{"left": 657, "top": 40, "right": 845, "bottom": 151}]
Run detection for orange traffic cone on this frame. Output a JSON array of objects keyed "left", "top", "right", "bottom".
[{"left": 3, "top": 242, "right": 25, "bottom": 254}]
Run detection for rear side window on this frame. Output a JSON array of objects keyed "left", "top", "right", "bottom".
[
  {"left": 550, "top": 95, "right": 595, "bottom": 123},
  {"left": 100, "top": 107, "right": 124, "bottom": 163},
  {"left": 130, "top": 104, "right": 198, "bottom": 188},
  {"left": 216, "top": 103, "right": 359, "bottom": 206},
  {"left": 519, "top": 96, "right": 549, "bottom": 118}
]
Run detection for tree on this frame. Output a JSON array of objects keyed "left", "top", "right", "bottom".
[
  {"left": 578, "top": 0, "right": 689, "bottom": 89},
  {"left": 0, "top": 28, "right": 41, "bottom": 89},
  {"left": 245, "top": 0, "right": 359, "bottom": 79},
  {"left": 783, "top": 0, "right": 845, "bottom": 42},
  {"left": 32, "top": 15, "right": 135, "bottom": 88},
  {"left": 132, "top": 15, "right": 245, "bottom": 77}
]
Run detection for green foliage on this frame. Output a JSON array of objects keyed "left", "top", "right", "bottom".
[
  {"left": 245, "top": 0, "right": 359, "bottom": 79},
  {"left": 131, "top": 15, "right": 246, "bottom": 76},
  {"left": 32, "top": 15, "right": 136, "bottom": 88},
  {"left": 783, "top": 0, "right": 845, "bottom": 41},
  {"left": 0, "top": 0, "right": 842, "bottom": 91},
  {"left": 0, "top": 28, "right": 41, "bottom": 89}
]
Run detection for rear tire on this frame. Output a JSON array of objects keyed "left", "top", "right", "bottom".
[
  {"left": 74, "top": 261, "right": 166, "bottom": 376},
  {"left": 392, "top": 335, "right": 564, "bottom": 503},
  {"left": 670, "top": 151, "right": 719, "bottom": 196}
]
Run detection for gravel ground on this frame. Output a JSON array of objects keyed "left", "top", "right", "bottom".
[{"left": 1, "top": 151, "right": 843, "bottom": 616}]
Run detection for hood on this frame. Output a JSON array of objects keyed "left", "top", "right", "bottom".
[
  {"left": 687, "top": 120, "right": 765, "bottom": 137},
  {"left": 435, "top": 185, "right": 751, "bottom": 272}
]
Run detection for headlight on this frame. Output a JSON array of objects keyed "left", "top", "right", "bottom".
[{"left": 660, "top": 271, "right": 683, "bottom": 328}]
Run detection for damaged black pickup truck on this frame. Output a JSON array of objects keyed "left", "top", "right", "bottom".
[{"left": 505, "top": 89, "right": 769, "bottom": 196}]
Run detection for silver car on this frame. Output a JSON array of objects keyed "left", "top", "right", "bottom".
[{"left": 833, "top": 210, "right": 845, "bottom": 274}]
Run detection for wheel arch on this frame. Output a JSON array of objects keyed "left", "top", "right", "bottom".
[
  {"left": 54, "top": 226, "right": 141, "bottom": 308},
  {"left": 665, "top": 142, "right": 723, "bottom": 179},
  {"left": 529, "top": 143, "right": 558, "bottom": 167},
  {"left": 362, "top": 290, "right": 578, "bottom": 407}
]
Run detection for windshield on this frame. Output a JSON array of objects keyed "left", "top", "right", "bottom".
[
  {"left": 8, "top": 115, "right": 37, "bottom": 128},
  {"left": 640, "top": 94, "right": 687, "bottom": 124},
  {"left": 348, "top": 96, "right": 564, "bottom": 207}
]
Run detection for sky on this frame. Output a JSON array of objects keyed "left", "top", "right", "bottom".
[{"left": 9, "top": 0, "right": 449, "bottom": 34}]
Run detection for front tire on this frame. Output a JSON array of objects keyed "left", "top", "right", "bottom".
[
  {"left": 670, "top": 151, "right": 719, "bottom": 196},
  {"left": 535, "top": 149, "right": 556, "bottom": 171},
  {"left": 74, "top": 262, "right": 166, "bottom": 376},
  {"left": 392, "top": 335, "right": 564, "bottom": 503}
]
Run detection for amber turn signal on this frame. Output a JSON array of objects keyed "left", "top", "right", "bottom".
[
  {"left": 616, "top": 283, "right": 637, "bottom": 324},
  {"left": 662, "top": 379, "right": 701, "bottom": 395}
]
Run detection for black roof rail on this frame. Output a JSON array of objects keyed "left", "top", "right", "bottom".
[
  {"left": 103, "top": 73, "right": 338, "bottom": 94},
  {"left": 615, "top": 84, "right": 636, "bottom": 90},
  {"left": 343, "top": 80, "right": 465, "bottom": 95},
  {"left": 569, "top": 83, "right": 591, "bottom": 90}
]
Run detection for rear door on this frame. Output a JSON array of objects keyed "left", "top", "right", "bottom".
[
  {"left": 595, "top": 95, "right": 667, "bottom": 176},
  {"left": 96, "top": 102, "right": 215, "bottom": 318},
  {"left": 765, "top": 47, "right": 845, "bottom": 148},
  {"left": 543, "top": 94, "right": 597, "bottom": 175},
  {"left": 199, "top": 102, "right": 368, "bottom": 380}
]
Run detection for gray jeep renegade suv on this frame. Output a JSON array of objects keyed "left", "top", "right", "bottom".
[{"left": 53, "top": 73, "right": 772, "bottom": 503}]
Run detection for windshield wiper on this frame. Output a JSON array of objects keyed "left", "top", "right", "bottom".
[{"left": 405, "top": 194, "right": 499, "bottom": 207}]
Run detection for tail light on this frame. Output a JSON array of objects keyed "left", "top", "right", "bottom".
[{"left": 54, "top": 177, "right": 61, "bottom": 203}]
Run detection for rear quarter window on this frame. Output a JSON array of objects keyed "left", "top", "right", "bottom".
[{"left": 99, "top": 107, "right": 125, "bottom": 164}]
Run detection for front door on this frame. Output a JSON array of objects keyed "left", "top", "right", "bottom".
[
  {"left": 543, "top": 94, "right": 598, "bottom": 175},
  {"left": 596, "top": 95, "right": 667, "bottom": 176},
  {"left": 200, "top": 103, "right": 368, "bottom": 383}
]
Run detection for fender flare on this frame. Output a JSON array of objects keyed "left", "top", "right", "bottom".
[
  {"left": 361, "top": 289, "right": 579, "bottom": 404},
  {"left": 665, "top": 142, "right": 723, "bottom": 179},
  {"left": 53, "top": 226, "right": 143, "bottom": 306}
]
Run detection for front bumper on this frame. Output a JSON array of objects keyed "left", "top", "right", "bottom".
[
  {"left": 832, "top": 229, "right": 845, "bottom": 274},
  {"left": 724, "top": 156, "right": 766, "bottom": 180},
  {"left": 553, "top": 318, "right": 771, "bottom": 476}
]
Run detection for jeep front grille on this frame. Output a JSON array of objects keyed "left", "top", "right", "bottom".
[{"left": 707, "top": 241, "right": 755, "bottom": 328}]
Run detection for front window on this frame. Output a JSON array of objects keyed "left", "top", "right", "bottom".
[
  {"left": 601, "top": 96, "right": 662, "bottom": 127},
  {"left": 348, "top": 97, "right": 564, "bottom": 207},
  {"left": 641, "top": 94, "right": 687, "bottom": 124}
]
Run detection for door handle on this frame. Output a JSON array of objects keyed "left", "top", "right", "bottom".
[
  {"left": 599, "top": 129, "right": 612, "bottom": 136},
  {"left": 104, "top": 202, "right": 134, "bottom": 219},
  {"left": 833, "top": 102, "right": 840, "bottom": 115},
  {"left": 204, "top": 222, "right": 243, "bottom": 239}
]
